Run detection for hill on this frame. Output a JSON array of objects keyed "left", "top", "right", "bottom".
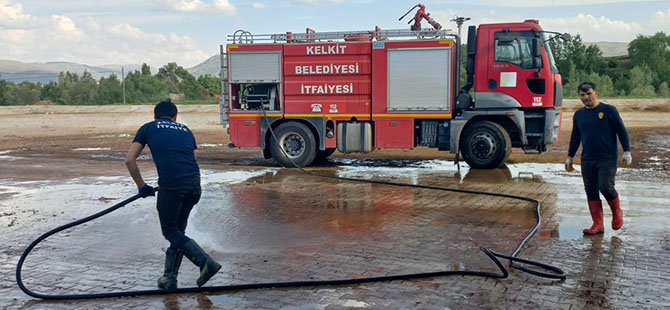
[
  {"left": 187, "top": 55, "right": 221, "bottom": 78},
  {"left": 585, "top": 41, "right": 629, "bottom": 58},
  {"left": 0, "top": 60, "right": 142, "bottom": 84},
  {"left": 0, "top": 56, "right": 221, "bottom": 84}
]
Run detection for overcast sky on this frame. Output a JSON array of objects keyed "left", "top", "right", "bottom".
[{"left": 1, "top": 0, "right": 668, "bottom": 68}]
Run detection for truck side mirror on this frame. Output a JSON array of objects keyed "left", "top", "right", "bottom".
[
  {"left": 532, "top": 38, "right": 542, "bottom": 57},
  {"left": 532, "top": 38, "right": 542, "bottom": 68},
  {"left": 560, "top": 33, "right": 572, "bottom": 41}
]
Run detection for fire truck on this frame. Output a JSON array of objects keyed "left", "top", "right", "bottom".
[{"left": 219, "top": 12, "right": 566, "bottom": 169}]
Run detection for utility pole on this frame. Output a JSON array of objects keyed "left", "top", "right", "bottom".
[
  {"left": 450, "top": 15, "right": 471, "bottom": 39},
  {"left": 121, "top": 67, "right": 126, "bottom": 105}
]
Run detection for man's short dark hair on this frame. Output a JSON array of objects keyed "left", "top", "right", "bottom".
[
  {"left": 154, "top": 101, "right": 178, "bottom": 119},
  {"left": 578, "top": 82, "right": 597, "bottom": 93}
]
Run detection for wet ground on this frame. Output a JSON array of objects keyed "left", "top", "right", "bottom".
[
  {"left": 1, "top": 157, "right": 669, "bottom": 310},
  {"left": 1, "top": 103, "right": 669, "bottom": 309}
]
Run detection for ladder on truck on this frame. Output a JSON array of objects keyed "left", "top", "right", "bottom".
[
  {"left": 227, "top": 27, "right": 455, "bottom": 44},
  {"left": 219, "top": 45, "right": 229, "bottom": 127}
]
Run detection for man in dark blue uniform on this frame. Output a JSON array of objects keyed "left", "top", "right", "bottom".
[
  {"left": 125, "top": 101, "right": 221, "bottom": 289},
  {"left": 566, "top": 82, "right": 631, "bottom": 235}
]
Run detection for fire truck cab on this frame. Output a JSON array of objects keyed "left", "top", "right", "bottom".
[{"left": 220, "top": 20, "right": 564, "bottom": 169}]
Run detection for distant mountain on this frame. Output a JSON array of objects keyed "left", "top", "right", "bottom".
[
  {"left": 0, "top": 56, "right": 222, "bottom": 83},
  {"left": 0, "top": 60, "right": 142, "bottom": 84},
  {"left": 585, "top": 41, "right": 629, "bottom": 58},
  {"left": 186, "top": 55, "right": 221, "bottom": 78}
]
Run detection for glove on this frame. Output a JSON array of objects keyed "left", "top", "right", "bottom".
[
  {"left": 565, "top": 157, "right": 574, "bottom": 172},
  {"left": 138, "top": 183, "right": 156, "bottom": 198},
  {"left": 622, "top": 151, "right": 632, "bottom": 166}
]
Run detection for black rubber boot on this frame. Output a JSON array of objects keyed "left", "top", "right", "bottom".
[
  {"left": 157, "top": 247, "right": 183, "bottom": 290},
  {"left": 180, "top": 239, "right": 222, "bottom": 287}
]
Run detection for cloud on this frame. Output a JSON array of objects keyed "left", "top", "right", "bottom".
[
  {"left": 154, "top": 0, "right": 237, "bottom": 15},
  {"left": 431, "top": 8, "right": 647, "bottom": 42},
  {"left": 252, "top": 3, "right": 266, "bottom": 9},
  {"left": 649, "top": 9, "right": 670, "bottom": 34},
  {"left": 540, "top": 13, "right": 642, "bottom": 42},
  {"left": 0, "top": 0, "right": 34, "bottom": 27},
  {"left": 472, "top": 0, "right": 658, "bottom": 7},
  {"left": 51, "top": 15, "right": 84, "bottom": 40},
  {"left": 0, "top": 10, "right": 209, "bottom": 68},
  {"left": 287, "top": 0, "right": 345, "bottom": 5}
]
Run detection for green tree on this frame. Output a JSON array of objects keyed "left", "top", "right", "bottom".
[
  {"left": 629, "top": 64, "right": 656, "bottom": 97},
  {"left": 156, "top": 62, "right": 187, "bottom": 94},
  {"left": 628, "top": 65, "right": 657, "bottom": 97},
  {"left": 0, "top": 74, "right": 9, "bottom": 105},
  {"left": 124, "top": 70, "right": 169, "bottom": 103},
  {"left": 63, "top": 71, "right": 97, "bottom": 104},
  {"left": 197, "top": 74, "right": 222, "bottom": 97},
  {"left": 40, "top": 81, "right": 64, "bottom": 104},
  {"left": 181, "top": 74, "right": 207, "bottom": 99},
  {"left": 659, "top": 82, "right": 670, "bottom": 98},
  {"left": 2, "top": 81, "right": 41, "bottom": 105},
  {"left": 98, "top": 74, "right": 123, "bottom": 104},
  {"left": 628, "top": 32, "right": 670, "bottom": 89},
  {"left": 141, "top": 63, "right": 152, "bottom": 76},
  {"left": 14, "top": 82, "right": 41, "bottom": 105},
  {"left": 549, "top": 34, "right": 607, "bottom": 86}
]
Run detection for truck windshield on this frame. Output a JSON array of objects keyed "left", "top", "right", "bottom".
[{"left": 542, "top": 32, "right": 558, "bottom": 73}]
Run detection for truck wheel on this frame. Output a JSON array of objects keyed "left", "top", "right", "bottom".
[
  {"left": 460, "top": 121, "right": 511, "bottom": 169},
  {"left": 269, "top": 122, "right": 317, "bottom": 167},
  {"left": 315, "top": 148, "right": 336, "bottom": 161}
]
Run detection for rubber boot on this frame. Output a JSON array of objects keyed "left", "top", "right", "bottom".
[
  {"left": 607, "top": 197, "right": 624, "bottom": 230},
  {"left": 180, "top": 239, "right": 222, "bottom": 287},
  {"left": 583, "top": 201, "right": 605, "bottom": 235},
  {"left": 157, "top": 247, "right": 183, "bottom": 290}
]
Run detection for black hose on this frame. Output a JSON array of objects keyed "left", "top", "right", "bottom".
[{"left": 15, "top": 111, "right": 566, "bottom": 301}]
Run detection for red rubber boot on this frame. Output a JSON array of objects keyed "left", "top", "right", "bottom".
[
  {"left": 607, "top": 197, "right": 624, "bottom": 230},
  {"left": 584, "top": 201, "right": 605, "bottom": 235}
]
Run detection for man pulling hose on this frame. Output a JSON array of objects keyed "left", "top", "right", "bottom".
[{"left": 125, "top": 101, "right": 221, "bottom": 289}]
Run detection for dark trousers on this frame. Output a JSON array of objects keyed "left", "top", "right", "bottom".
[
  {"left": 581, "top": 159, "right": 618, "bottom": 202},
  {"left": 157, "top": 176, "right": 201, "bottom": 249}
]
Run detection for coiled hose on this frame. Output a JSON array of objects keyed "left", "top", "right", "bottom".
[{"left": 15, "top": 110, "right": 565, "bottom": 300}]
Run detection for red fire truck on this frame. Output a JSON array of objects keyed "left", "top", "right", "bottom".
[{"left": 219, "top": 18, "right": 566, "bottom": 169}]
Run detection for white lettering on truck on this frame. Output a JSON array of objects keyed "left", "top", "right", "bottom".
[
  {"left": 295, "top": 63, "right": 360, "bottom": 75},
  {"left": 306, "top": 44, "right": 347, "bottom": 55},
  {"left": 300, "top": 83, "right": 354, "bottom": 94}
]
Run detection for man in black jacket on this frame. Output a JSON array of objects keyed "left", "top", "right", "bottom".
[
  {"left": 566, "top": 82, "right": 631, "bottom": 235},
  {"left": 125, "top": 101, "right": 221, "bottom": 289}
]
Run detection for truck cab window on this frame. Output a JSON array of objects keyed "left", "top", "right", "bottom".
[{"left": 494, "top": 31, "right": 539, "bottom": 70}]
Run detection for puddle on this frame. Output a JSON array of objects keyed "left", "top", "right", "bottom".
[
  {"left": 0, "top": 155, "right": 25, "bottom": 161},
  {"left": 90, "top": 134, "right": 132, "bottom": 139},
  {"left": 198, "top": 143, "right": 224, "bottom": 148},
  {"left": 279, "top": 304, "right": 326, "bottom": 310},
  {"left": 638, "top": 132, "right": 670, "bottom": 172},
  {"left": 87, "top": 153, "right": 152, "bottom": 160},
  {"left": 206, "top": 295, "right": 241, "bottom": 306},
  {"left": 73, "top": 147, "right": 112, "bottom": 151}
]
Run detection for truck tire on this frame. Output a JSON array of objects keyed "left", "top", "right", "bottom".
[
  {"left": 315, "top": 148, "right": 336, "bottom": 161},
  {"left": 460, "top": 121, "right": 511, "bottom": 169},
  {"left": 269, "top": 122, "right": 317, "bottom": 168}
]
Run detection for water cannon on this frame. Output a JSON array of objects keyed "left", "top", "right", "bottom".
[{"left": 399, "top": 4, "right": 442, "bottom": 31}]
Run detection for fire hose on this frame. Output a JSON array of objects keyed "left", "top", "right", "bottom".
[{"left": 16, "top": 110, "right": 566, "bottom": 300}]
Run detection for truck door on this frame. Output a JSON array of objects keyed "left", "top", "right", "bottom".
[{"left": 486, "top": 29, "right": 550, "bottom": 108}]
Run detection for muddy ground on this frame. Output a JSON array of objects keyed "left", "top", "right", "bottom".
[{"left": 1, "top": 99, "right": 668, "bottom": 182}]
